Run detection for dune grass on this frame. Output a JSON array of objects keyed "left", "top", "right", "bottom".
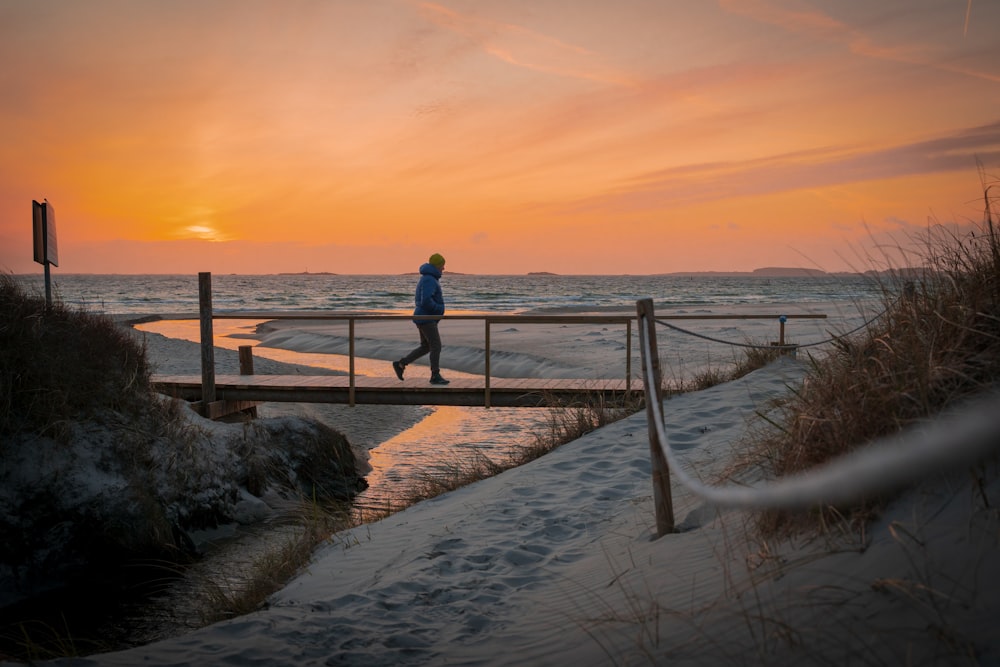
[
  {"left": 682, "top": 344, "right": 787, "bottom": 393},
  {"left": 191, "top": 499, "right": 353, "bottom": 624},
  {"left": 0, "top": 273, "right": 153, "bottom": 442},
  {"left": 751, "top": 180, "right": 1000, "bottom": 536}
]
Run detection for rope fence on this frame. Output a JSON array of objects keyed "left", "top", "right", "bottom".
[
  {"left": 653, "top": 303, "right": 889, "bottom": 351},
  {"left": 636, "top": 297, "right": 1000, "bottom": 536}
]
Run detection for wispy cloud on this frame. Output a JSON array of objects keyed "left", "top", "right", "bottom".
[
  {"left": 718, "top": 0, "right": 1000, "bottom": 83},
  {"left": 411, "top": 1, "right": 638, "bottom": 87},
  {"left": 563, "top": 120, "right": 1000, "bottom": 213}
]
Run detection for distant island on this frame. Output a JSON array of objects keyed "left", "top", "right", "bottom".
[
  {"left": 277, "top": 271, "right": 338, "bottom": 276},
  {"left": 660, "top": 267, "right": 835, "bottom": 278},
  {"left": 520, "top": 267, "right": 860, "bottom": 277}
]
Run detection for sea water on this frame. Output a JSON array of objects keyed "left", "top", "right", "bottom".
[
  {"left": 14, "top": 272, "right": 877, "bottom": 315},
  {"left": 14, "top": 272, "right": 884, "bottom": 508}
]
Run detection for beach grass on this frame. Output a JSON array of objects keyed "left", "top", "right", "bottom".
[
  {"left": 193, "top": 499, "right": 352, "bottom": 623},
  {"left": 682, "top": 343, "right": 787, "bottom": 393},
  {"left": 0, "top": 273, "right": 153, "bottom": 442},
  {"left": 749, "top": 179, "right": 1000, "bottom": 536}
]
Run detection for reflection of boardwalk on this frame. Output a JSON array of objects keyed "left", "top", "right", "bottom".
[{"left": 151, "top": 374, "right": 642, "bottom": 410}]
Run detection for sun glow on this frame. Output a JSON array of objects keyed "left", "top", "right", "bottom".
[{"left": 181, "top": 225, "right": 225, "bottom": 241}]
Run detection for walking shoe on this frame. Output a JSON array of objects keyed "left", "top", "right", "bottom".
[
  {"left": 392, "top": 361, "right": 405, "bottom": 381},
  {"left": 429, "top": 373, "right": 450, "bottom": 385}
]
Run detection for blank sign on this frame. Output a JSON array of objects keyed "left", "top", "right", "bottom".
[{"left": 32, "top": 200, "right": 58, "bottom": 267}]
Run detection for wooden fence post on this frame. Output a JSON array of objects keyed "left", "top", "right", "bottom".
[
  {"left": 636, "top": 298, "right": 675, "bottom": 536},
  {"left": 198, "top": 272, "right": 216, "bottom": 405}
]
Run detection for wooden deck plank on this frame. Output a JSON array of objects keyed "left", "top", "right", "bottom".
[{"left": 151, "top": 373, "right": 643, "bottom": 409}]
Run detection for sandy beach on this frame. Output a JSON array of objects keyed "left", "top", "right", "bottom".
[{"left": 16, "top": 310, "right": 1000, "bottom": 666}]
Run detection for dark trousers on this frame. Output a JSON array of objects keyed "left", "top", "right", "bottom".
[{"left": 400, "top": 322, "right": 442, "bottom": 374}]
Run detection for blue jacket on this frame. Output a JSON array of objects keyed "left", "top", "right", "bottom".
[{"left": 412, "top": 262, "right": 445, "bottom": 325}]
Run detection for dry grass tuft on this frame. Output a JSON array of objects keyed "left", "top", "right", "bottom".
[
  {"left": 678, "top": 344, "right": 787, "bottom": 394},
  {"left": 195, "top": 500, "right": 352, "bottom": 623}
]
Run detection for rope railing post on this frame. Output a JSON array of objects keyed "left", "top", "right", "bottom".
[
  {"left": 198, "top": 272, "right": 216, "bottom": 406},
  {"left": 636, "top": 298, "right": 675, "bottom": 536}
]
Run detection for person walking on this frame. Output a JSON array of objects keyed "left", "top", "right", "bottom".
[{"left": 393, "top": 253, "right": 450, "bottom": 385}]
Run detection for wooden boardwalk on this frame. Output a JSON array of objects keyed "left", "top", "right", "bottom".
[
  {"left": 152, "top": 374, "right": 643, "bottom": 410},
  {"left": 147, "top": 277, "right": 824, "bottom": 418}
]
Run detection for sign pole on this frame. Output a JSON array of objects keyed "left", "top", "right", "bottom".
[{"left": 43, "top": 257, "right": 52, "bottom": 307}]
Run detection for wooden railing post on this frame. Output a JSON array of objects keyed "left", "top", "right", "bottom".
[
  {"left": 636, "top": 298, "right": 675, "bottom": 536},
  {"left": 349, "top": 318, "right": 356, "bottom": 407},
  {"left": 198, "top": 272, "right": 216, "bottom": 405},
  {"left": 626, "top": 318, "right": 632, "bottom": 392},
  {"left": 484, "top": 318, "right": 492, "bottom": 408}
]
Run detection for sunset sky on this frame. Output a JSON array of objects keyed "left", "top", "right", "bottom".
[{"left": 2, "top": 0, "right": 999, "bottom": 275}]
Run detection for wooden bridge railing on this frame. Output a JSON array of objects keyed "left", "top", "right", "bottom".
[{"left": 193, "top": 272, "right": 827, "bottom": 409}]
